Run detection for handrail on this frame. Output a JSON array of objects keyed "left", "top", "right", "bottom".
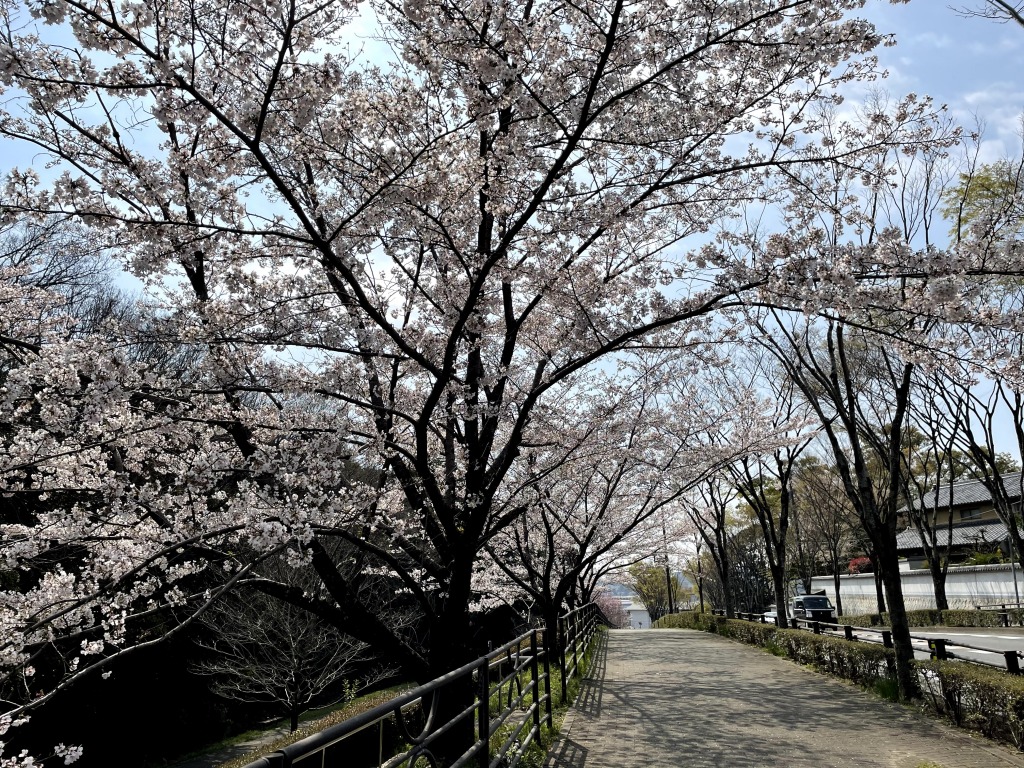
[
  {"left": 974, "top": 601, "right": 1024, "bottom": 611},
  {"left": 719, "top": 610, "right": 1023, "bottom": 675},
  {"left": 241, "top": 603, "right": 601, "bottom": 768}
]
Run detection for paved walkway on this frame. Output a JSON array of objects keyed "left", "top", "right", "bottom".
[{"left": 545, "top": 629, "right": 1024, "bottom": 768}]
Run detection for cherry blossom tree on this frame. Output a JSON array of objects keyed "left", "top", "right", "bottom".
[
  {"left": 0, "top": 0, "right": 968, "bottom": 760},
  {"left": 755, "top": 312, "right": 923, "bottom": 695},
  {"left": 486, "top": 358, "right": 779, "bottom": 643}
]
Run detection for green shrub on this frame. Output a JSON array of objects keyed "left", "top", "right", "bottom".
[
  {"left": 939, "top": 609, "right": 1019, "bottom": 627},
  {"left": 918, "top": 660, "right": 1024, "bottom": 750},
  {"left": 964, "top": 552, "right": 1003, "bottom": 565},
  {"left": 655, "top": 611, "right": 723, "bottom": 632},
  {"left": 835, "top": 609, "right": 1022, "bottom": 628},
  {"left": 838, "top": 612, "right": 883, "bottom": 626}
]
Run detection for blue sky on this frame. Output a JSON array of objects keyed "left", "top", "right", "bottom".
[{"left": 864, "top": 1, "right": 1024, "bottom": 162}]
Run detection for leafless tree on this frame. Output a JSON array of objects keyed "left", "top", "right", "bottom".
[
  {"left": 193, "top": 560, "right": 392, "bottom": 732},
  {"left": 955, "top": 1, "right": 1024, "bottom": 28}
]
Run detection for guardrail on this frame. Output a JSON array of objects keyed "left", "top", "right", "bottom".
[
  {"left": 559, "top": 603, "right": 599, "bottom": 703},
  {"left": 713, "top": 609, "right": 1023, "bottom": 675},
  {"left": 242, "top": 603, "right": 601, "bottom": 768},
  {"left": 973, "top": 602, "right": 1024, "bottom": 627}
]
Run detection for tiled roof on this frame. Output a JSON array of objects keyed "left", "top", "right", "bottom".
[
  {"left": 895, "top": 520, "right": 1009, "bottom": 551},
  {"left": 909, "top": 473, "right": 1024, "bottom": 511}
]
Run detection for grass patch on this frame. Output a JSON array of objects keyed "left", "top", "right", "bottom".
[
  {"left": 488, "top": 628, "right": 606, "bottom": 768},
  {"left": 872, "top": 676, "right": 900, "bottom": 702},
  {"left": 198, "top": 628, "right": 607, "bottom": 768},
  {"left": 203, "top": 684, "right": 416, "bottom": 768}
]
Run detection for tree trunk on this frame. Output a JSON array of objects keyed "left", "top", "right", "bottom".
[
  {"left": 290, "top": 708, "right": 300, "bottom": 733},
  {"left": 832, "top": 569, "right": 844, "bottom": 617},
  {"left": 722, "top": 572, "right": 735, "bottom": 618},
  {"left": 870, "top": 555, "right": 886, "bottom": 614},
  {"left": 423, "top": 555, "right": 480, "bottom": 763},
  {"left": 772, "top": 569, "right": 789, "bottom": 629},
  {"left": 541, "top": 603, "right": 562, "bottom": 658},
  {"left": 928, "top": 559, "right": 949, "bottom": 611},
  {"left": 876, "top": 545, "right": 918, "bottom": 701}
]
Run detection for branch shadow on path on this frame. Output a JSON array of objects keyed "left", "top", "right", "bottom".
[{"left": 544, "top": 628, "right": 1024, "bottom": 768}]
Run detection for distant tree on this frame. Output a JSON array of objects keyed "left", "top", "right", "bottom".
[
  {"left": 193, "top": 562, "right": 390, "bottom": 732},
  {"left": 941, "top": 159, "right": 1024, "bottom": 243},
  {"left": 791, "top": 456, "right": 858, "bottom": 615},
  {"left": 686, "top": 477, "right": 739, "bottom": 618},
  {"left": 725, "top": 522, "right": 774, "bottom": 614},
  {"left": 929, "top": 359, "right": 1024, "bottom": 576},
  {"left": 624, "top": 563, "right": 686, "bottom": 624},
  {"left": 591, "top": 590, "right": 629, "bottom": 629}
]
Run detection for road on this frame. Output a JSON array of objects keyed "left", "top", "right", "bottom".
[
  {"left": 836, "top": 625, "right": 1024, "bottom": 669},
  {"left": 908, "top": 626, "right": 1023, "bottom": 667}
]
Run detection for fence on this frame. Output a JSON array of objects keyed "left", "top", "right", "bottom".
[
  {"left": 242, "top": 603, "right": 601, "bottom": 768},
  {"left": 718, "top": 610, "right": 1024, "bottom": 675}
]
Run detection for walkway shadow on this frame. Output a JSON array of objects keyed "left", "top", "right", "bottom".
[
  {"left": 544, "top": 630, "right": 609, "bottom": 768},
  {"left": 544, "top": 737, "right": 588, "bottom": 768},
  {"left": 572, "top": 630, "right": 607, "bottom": 718}
]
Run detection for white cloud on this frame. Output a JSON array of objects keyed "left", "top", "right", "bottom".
[{"left": 910, "top": 32, "right": 952, "bottom": 49}]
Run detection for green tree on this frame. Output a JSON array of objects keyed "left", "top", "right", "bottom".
[
  {"left": 941, "top": 160, "right": 1024, "bottom": 243},
  {"left": 625, "top": 563, "right": 687, "bottom": 624}
]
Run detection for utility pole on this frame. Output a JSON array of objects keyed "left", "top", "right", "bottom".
[
  {"left": 696, "top": 538, "right": 705, "bottom": 613},
  {"left": 662, "top": 519, "right": 674, "bottom": 615}
]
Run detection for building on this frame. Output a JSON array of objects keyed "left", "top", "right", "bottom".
[
  {"left": 897, "top": 475, "right": 1018, "bottom": 570},
  {"left": 619, "top": 598, "right": 651, "bottom": 629}
]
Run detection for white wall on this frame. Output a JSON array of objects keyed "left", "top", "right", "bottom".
[
  {"left": 811, "top": 563, "right": 1023, "bottom": 614},
  {"left": 625, "top": 606, "right": 651, "bottom": 629}
]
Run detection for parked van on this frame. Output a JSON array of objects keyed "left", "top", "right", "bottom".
[{"left": 789, "top": 595, "right": 836, "bottom": 623}]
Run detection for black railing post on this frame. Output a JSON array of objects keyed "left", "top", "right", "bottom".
[
  {"left": 882, "top": 631, "right": 892, "bottom": 649},
  {"left": 572, "top": 611, "right": 580, "bottom": 676},
  {"left": 542, "top": 629, "right": 553, "bottom": 728},
  {"left": 559, "top": 617, "right": 567, "bottom": 704},
  {"left": 844, "top": 625, "right": 854, "bottom": 641},
  {"left": 1005, "top": 651, "right": 1021, "bottom": 675},
  {"left": 478, "top": 657, "right": 490, "bottom": 768},
  {"left": 812, "top": 621, "right": 820, "bottom": 635},
  {"left": 930, "top": 639, "right": 948, "bottom": 661},
  {"left": 530, "top": 631, "right": 542, "bottom": 738}
]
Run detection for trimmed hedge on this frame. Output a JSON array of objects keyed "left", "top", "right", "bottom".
[
  {"left": 919, "top": 660, "right": 1024, "bottom": 749},
  {"left": 839, "top": 609, "right": 1023, "bottom": 628},
  {"left": 655, "top": 612, "right": 894, "bottom": 687}
]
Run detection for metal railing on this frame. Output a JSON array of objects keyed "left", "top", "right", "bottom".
[
  {"left": 973, "top": 602, "right": 1024, "bottom": 627},
  {"left": 242, "top": 603, "right": 601, "bottom": 768},
  {"left": 558, "top": 604, "right": 600, "bottom": 703},
  {"left": 716, "top": 610, "right": 1024, "bottom": 675}
]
